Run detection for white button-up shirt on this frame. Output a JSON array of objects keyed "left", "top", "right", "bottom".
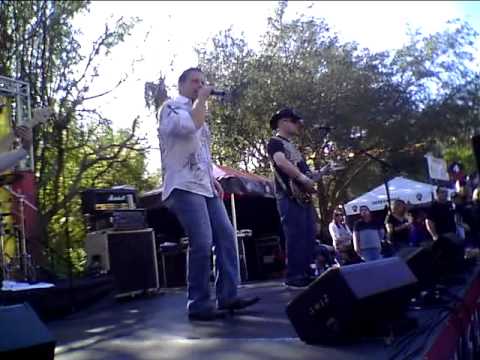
[{"left": 157, "top": 95, "right": 216, "bottom": 201}]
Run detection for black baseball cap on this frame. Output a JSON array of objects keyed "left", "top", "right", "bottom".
[{"left": 270, "top": 108, "right": 302, "bottom": 130}]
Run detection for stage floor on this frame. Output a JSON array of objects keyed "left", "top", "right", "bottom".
[{"left": 49, "top": 280, "right": 390, "bottom": 360}]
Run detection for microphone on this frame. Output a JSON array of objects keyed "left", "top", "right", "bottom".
[{"left": 210, "top": 89, "right": 227, "bottom": 97}]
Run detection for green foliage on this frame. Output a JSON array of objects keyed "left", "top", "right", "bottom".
[
  {"left": 0, "top": 1, "right": 155, "bottom": 276},
  {"left": 444, "top": 142, "right": 476, "bottom": 175},
  {"left": 196, "top": 1, "right": 480, "bottom": 223}
]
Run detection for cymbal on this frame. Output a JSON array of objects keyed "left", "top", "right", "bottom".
[{"left": 0, "top": 173, "right": 22, "bottom": 186}]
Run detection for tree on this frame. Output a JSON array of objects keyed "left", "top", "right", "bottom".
[
  {"left": 196, "top": 1, "right": 480, "bottom": 226},
  {"left": 0, "top": 1, "right": 157, "bottom": 275}
]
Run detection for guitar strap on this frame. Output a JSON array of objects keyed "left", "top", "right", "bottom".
[
  {"left": 272, "top": 165, "right": 291, "bottom": 195},
  {"left": 270, "top": 136, "right": 302, "bottom": 202}
]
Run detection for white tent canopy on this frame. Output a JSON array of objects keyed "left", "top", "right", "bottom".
[{"left": 344, "top": 176, "right": 451, "bottom": 216}]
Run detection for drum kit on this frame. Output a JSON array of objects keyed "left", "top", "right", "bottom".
[
  {"left": 0, "top": 76, "right": 50, "bottom": 285},
  {"left": 0, "top": 173, "right": 37, "bottom": 283}
]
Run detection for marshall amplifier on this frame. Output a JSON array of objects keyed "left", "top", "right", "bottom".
[
  {"left": 113, "top": 209, "right": 146, "bottom": 231},
  {"left": 81, "top": 188, "right": 137, "bottom": 215}
]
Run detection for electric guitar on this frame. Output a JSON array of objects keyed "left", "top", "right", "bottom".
[
  {"left": 290, "top": 162, "right": 345, "bottom": 205},
  {"left": 0, "top": 107, "right": 53, "bottom": 152}
]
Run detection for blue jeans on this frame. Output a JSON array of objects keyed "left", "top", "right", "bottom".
[
  {"left": 165, "top": 189, "right": 239, "bottom": 314},
  {"left": 358, "top": 248, "right": 382, "bottom": 262},
  {"left": 277, "top": 197, "right": 316, "bottom": 282}
]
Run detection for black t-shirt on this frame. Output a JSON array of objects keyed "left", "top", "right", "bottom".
[
  {"left": 385, "top": 213, "right": 410, "bottom": 245},
  {"left": 470, "top": 204, "right": 480, "bottom": 234},
  {"left": 426, "top": 201, "right": 457, "bottom": 236},
  {"left": 456, "top": 203, "right": 474, "bottom": 230},
  {"left": 267, "top": 136, "right": 310, "bottom": 197}
]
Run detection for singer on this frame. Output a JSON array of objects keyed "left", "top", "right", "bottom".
[{"left": 156, "top": 67, "right": 259, "bottom": 321}]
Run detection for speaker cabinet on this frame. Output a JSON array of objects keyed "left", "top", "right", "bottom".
[
  {"left": 286, "top": 257, "right": 418, "bottom": 344},
  {"left": 397, "top": 246, "right": 436, "bottom": 288},
  {"left": 430, "top": 233, "right": 466, "bottom": 279},
  {"left": 85, "top": 228, "right": 159, "bottom": 297},
  {"left": 0, "top": 303, "right": 56, "bottom": 359},
  {"left": 85, "top": 228, "right": 112, "bottom": 271}
]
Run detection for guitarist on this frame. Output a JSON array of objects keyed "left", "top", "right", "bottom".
[
  {"left": 0, "top": 106, "right": 51, "bottom": 172},
  {"left": 267, "top": 108, "right": 317, "bottom": 289},
  {"left": 0, "top": 126, "right": 32, "bottom": 172}
]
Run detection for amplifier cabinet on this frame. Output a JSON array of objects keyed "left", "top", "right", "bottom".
[
  {"left": 85, "top": 229, "right": 112, "bottom": 271},
  {"left": 108, "top": 228, "right": 159, "bottom": 297},
  {"left": 85, "top": 228, "right": 159, "bottom": 297}
]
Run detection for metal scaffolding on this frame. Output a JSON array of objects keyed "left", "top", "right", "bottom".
[{"left": 0, "top": 75, "right": 33, "bottom": 170}]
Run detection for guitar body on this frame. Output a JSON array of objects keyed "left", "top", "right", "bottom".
[
  {"left": 290, "top": 179, "right": 313, "bottom": 205},
  {"left": 289, "top": 163, "right": 345, "bottom": 206}
]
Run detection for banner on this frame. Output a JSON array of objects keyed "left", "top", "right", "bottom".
[{"left": 425, "top": 154, "right": 449, "bottom": 181}]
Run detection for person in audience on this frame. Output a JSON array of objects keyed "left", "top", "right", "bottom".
[
  {"left": 452, "top": 191, "right": 476, "bottom": 247},
  {"left": 353, "top": 205, "right": 384, "bottom": 262},
  {"left": 385, "top": 199, "right": 411, "bottom": 253},
  {"left": 470, "top": 187, "right": 480, "bottom": 247},
  {"left": 314, "top": 222, "right": 337, "bottom": 276},
  {"left": 408, "top": 209, "right": 432, "bottom": 246},
  {"left": 328, "top": 210, "right": 359, "bottom": 265},
  {"left": 425, "top": 187, "right": 457, "bottom": 241}
]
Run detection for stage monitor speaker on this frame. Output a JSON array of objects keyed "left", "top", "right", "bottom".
[
  {"left": 107, "top": 228, "right": 159, "bottom": 297},
  {"left": 0, "top": 303, "right": 56, "bottom": 359},
  {"left": 286, "top": 257, "right": 418, "bottom": 345},
  {"left": 397, "top": 247, "right": 436, "bottom": 288},
  {"left": 430, "top": 233, "right": 466, "bottom": 279}
]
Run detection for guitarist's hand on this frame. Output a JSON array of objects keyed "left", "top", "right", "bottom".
[
  {"left": 14, "top": 126, "right": 33, "bottom": 150},
  {"left": 297, "top": 173, "right": 316, "bottom": 194}
]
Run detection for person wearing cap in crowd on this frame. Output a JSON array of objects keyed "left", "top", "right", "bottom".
[{"left": 267, "top": 108, "right": 318, "bottom": 288}]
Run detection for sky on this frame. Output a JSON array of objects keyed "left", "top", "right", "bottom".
[{"left": 72, "top": 1, "right": 480, "bottom": 176}]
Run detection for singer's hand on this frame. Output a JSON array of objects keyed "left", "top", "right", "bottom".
[
  {"left": 197, "top": 85, "right": 214, "bottom": 101},
  {"left": 213, "top": 178, "right": 224, "bottom": 199}
]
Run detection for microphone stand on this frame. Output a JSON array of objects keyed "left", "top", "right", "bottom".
[
  {"left": 3, "top": 185, "right": 38, "bottom": 282},
  {"left": 353, "top": 146, "right": 399, "bottom": 214}
]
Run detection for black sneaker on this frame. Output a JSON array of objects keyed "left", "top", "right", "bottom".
[
  {"left": 188, "top": 310, "right": 226, "bottom": 321},
  {"left": 284, "top": 278, "right": 311, "bottom": 289},
  {"left": 218, "top": 296, "right": 260, "bottom": 311}
]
